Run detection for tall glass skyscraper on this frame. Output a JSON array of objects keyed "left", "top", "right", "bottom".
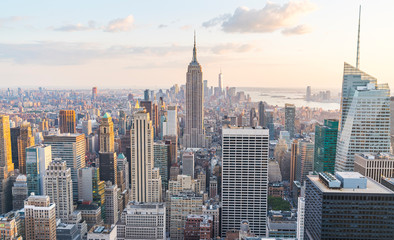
[
  {"left": 336, "top": 63, "right": 390, "bottom": 172},
  {"left": 314, "top": 119, "right": 338, "bottom": 173}
]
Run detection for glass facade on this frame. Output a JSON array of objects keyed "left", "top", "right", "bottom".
[{"left": 314, "top": 119, "right": 338, "bottom": 173}]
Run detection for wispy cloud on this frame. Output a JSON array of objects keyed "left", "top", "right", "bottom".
[
  {"left": 202, "top": 0, "right": 315, "bottom": 34},
  {"left": 211, "top": 43, "right": 258, "bottom": 55},
  {"left": 158, "top": 24, "right": 168, "bottom": 29},
  {"left": 282, "top": 24, "right": 312, "bottom": 35},
  {"left": 104, "top": 15, "right": 134, "bottom": 32},
  {"left": 0, "top": 16, "right": 28, "bottom": 27},
  {"left": 54, "top": 21, "right": 97, "bottom": 32}
]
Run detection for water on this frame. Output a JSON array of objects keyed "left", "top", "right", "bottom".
[{"left": 239, "top": 87, "right": 340, "bottom": 111}]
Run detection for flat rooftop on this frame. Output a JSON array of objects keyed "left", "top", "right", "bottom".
[{"left": 307, "top": 175, "right": 394, "bottom": 194}]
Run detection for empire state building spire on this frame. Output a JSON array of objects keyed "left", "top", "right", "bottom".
[{"left": 191, "top": 31, "right": 198, "bottom": 64}]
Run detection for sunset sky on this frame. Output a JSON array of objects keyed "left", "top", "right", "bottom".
[{"left": 0, "top": 0, "right": 393, "bottom": 91}]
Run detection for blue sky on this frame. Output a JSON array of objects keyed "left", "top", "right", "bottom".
[{"left": 0, "top": 0, "right": 393, "bottom": 91}]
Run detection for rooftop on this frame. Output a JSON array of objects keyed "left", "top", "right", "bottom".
[{"left": 307, "top": 174, "right": 394, "bottom": 194}]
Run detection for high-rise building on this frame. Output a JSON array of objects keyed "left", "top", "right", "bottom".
[
  {"left": 296, "top": 140, "right": 314, "bottom": 184},
  {"left": 203, "top": 80, "right": 209, "bottom": 98},
  {"left": 44, "top": 160, "right": 73, "bottom": 221},
  {"left": 144, "top": 89, "right": 150, "bottom": 101},
  {"left": 314, "top": 119, "right": 339, "bottom": 173},
  {"left": 0, "top": 115, "right": 14, "bottom": 176},
  {"left": 117, "top": 153, "right": 129, "bottom": 192},
  {"left": 17, "top": 122, "right": 35, "bottom": 174},
  {"left": 163, "top": 135, "right": 177, "bottom": 165},
  {"left": 170, "top": 192, "right": 203, "bottom": 240},
  {"left": 104, "top": 182, "right": 118, "bottom": 225},
  {"left": 154, "top": 142, "right": 171, "bottom": 191},
  {"left": 182, "top": 152, "right": 194, "bottom": 178},
  {"left": 12, "top": 174, "right": 28, "bottom": 210},
  {"left": 117, "top": 202, "right": 166, "bottom": 240},
  {"left": 184, "top": 33, "right": 205, "bottom": 148},
  {"left": 59, "top": 110, "right": 76, "bottom": 134},
  {"left": 44, "top": 133, "right": 86, "bottom": 201},
  {"left": 78, "top": 167, "right": 105, "bottom": 219},
  {"left": 296, "top": 197, "right": 305, "bottom": 240},
  {"left": 82, "top": 120, "right": 92, "bottom": 136},
  {"left": 24, "top": 195, "right": 56, "bottom": 240},
  {"left": 218, "top": 71, "right": 223, "bottom": 94},
  {"left": 290, "top": 139, "right": 298, "bottom": 191},
  {"left": 249, "top": 108, "right": 257, "bottom": 127},
  {"left": 336, "top": 63, "right": 390, "bottom": 172},
  {"left": 354, "top": 153, "right": 394, "bottom": 182},
  {"left": 166, "top": 105, "right": 178, "bottom": 136},
  {"left": 202, "top": 204, "right": 220, "bottom": 238},
  {"left": 10, "top": 127, "right": 20, "bottom": 170},
  {"left": 258, "top": 101, "right": 265, "bottom": 128},
  {"left": 304, "top": 172, "right": 394, "bottom": 239},
  {"left": 99, "top": 152, "right": 117, "bottom": 186},
  {"left": 285, "top": 104, "right": 296, "bottom": 138},
  {"left": 0, "top": 211, "right": 23, "bottom": 239},
  {"left": 87, "top": 225, "right": 117, "bottom": 240},
  {"left": 26, "top": 144, "right": 52, "bottom": 195},
  {"left": 130, "top": 111, "right": 162, "bottom": 203},
  {"left": 99, "top": 113, "right": 114, "bottom": 152},
  {"left": 306, "top": 86, "right": 311, "bottom": 101},
  {"left": 92, "top": 87, "right": 97, "bottom": 101},
  {"left": 221, "top": 127, "right": 269, "bottom": 237},
  {"left": 184, "top": 214, "right": 213, "bottom": 240}
]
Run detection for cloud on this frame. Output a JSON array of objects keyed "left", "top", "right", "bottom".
[
  {"left": 158, "top": 24, "right": 168, "bottom": 29},
  {"left": 0, "top": 16, "right": 27, "bottom": 27},
  {"left": 54, "top": 21, "right": 97, "bottom": 32},
  {"left": 211, "top": 43, "right": 258, "bottom": 55},
  {"left": 180, "top": 25, "right": 192, "bottom": 31},
  {"left": 105, "top": 15, "right": 134, "bottom": 32},
  {"left": 282, "top": 24, "right": 312, "bottom": 35},
  {"left": 0, "top": 42, "right": 190, "bottom": 65},
  {"left": 203, "top": 0, "right": 315, "bottom": 34}
]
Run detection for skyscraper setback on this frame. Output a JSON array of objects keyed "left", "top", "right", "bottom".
[{"left": 183, "top": 33, "right": 205, "bottom": 148}]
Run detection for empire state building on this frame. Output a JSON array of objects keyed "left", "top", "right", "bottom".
[{"left": 183, "top": 33, "right": 205, "bottom": 148}]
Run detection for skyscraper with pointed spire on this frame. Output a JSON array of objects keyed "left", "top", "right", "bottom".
[
  {"left": 183, "top": 32, "right": 205, "bottom": 148},
  {"left": 335, "top": 6, "right": 391, "bottom": 171}
]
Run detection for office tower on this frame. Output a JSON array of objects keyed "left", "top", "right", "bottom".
[
  {"left": 10, "top": 127, "right": 20, "bottom": 170},
  {"left": 56, "top": 222, "right": 81, "bottom": 240},
  {"left": 144, "top": 89, "right": 150, "bottom": 101},
  {"left": 163, "top": 135, "right": 177, "bottom": 164},
  {"left": 296, "top": 140, "right": 314, "bottom": 184},
  {"left": 17, "top": 122, "right": 35, "bottom": 174},
  {"left": 182, "top": 152, "right": 194, "bottom": 178},
  {"left": 203, "top": 80, "right": 209, "bottom": 98},
  {"left": 117, "top": 202, "right": 165, "bottom": 240},
  {"left": 304, "top": 172, "right": 394, "bottom": 239},
  {"left": 222, "top": 127, "right": 269, "bottom": 237},
  {"left": 82, "top": 120, "right": 92, "bottom": 136},
  {"left": 285, "top": 104, "right": 296, "bottom": 138},
  {"left": 306, "top": 86, "right": 311, "bottom": 101},
  {"left": 166, "top": 105, "right": 178, "bottom": 136},
  {"left": 154, "top": 142, "right": 171, "bottom": 191},
  {"left": 266, "top": 110, "right": 275, "bottom": 140},
  {"left": 0, "top": 115, "right": 13, "bottom": 176},
  {"left": 44, "top": 133, "right": 86, "bottom": 201},
  {"left": 202, "top": 204, "right": 220, "bottom": 238},
  {"left": 290, "top": 140, "right": 298, "bottom": 191},
  {"left": 196, "top": 169, "right": 206, "bottom": 193},
  {"left": 78, "top": 167, "right": 105, "bottom": 218},
  {"left": 59, "top": 110, "right": 76, "bottom": 134},
  {"left": 140, "top": 101, "right": 152, "bottom": 119},
  {"left": 170, "top": 192, "right": 203, "bottom": 240},
  {"left": 99, "top": 152, "right": 117, "bottom": 186},
  {"left": 117, "top": 153, "right": 129, "bottom": 192},
  {"left": 24, "top": 195, "right": 56, "bottom": 240},
  {"left": 184, "top": 33, "right": 205, "bottom": 148},
  {"left": 104, "top": 182, "right": 118, "bottom": 225},
  {"left": 296, "top": 197, "right": 305, "bottom": 240},
  {"left": 26, "top": 144, "right": 52, "bottom": 195},
  {"left": 249, "top": 108, "right": 257, "bottom": 127},
  {"left": 209, "top": 176, "right": 218, "bottom": 198},
  {"left": 314, "top": 119, "right": 338, "bottom": 173},
  {"left": 92, "top": 87, "right": 97, "bottom": 100},
  {"left": 258, "top": 101, "right": 265, "bottom": 127},
  {"left": 0, "top": 211, "right": 22, "bottom": 239},
  {"left": 184, "top": 215, "right": 213, "bottom": 239},
  {"left": 336, "top": 63, "right": 390, "bottom": 172},
  {"left": 99, "top": 113, "right": 114, "bottom": 152},
  {"left": 76, "top": 204, "right": 103, "bottom": 230},
  {"left": 12, "top": 174, "right": 28, "bottom": 210},
  {"left": 130, "top": 111, "right": 162, "bottom": 202},
  {"left": 391, "top": 97, "right": 394, "bottom": 137},
  {"left": 354, "top": 153, "right": 394, "bottom": 182},
  {"left": 44, "top": 160, "right": 73, "bottom": 221}
]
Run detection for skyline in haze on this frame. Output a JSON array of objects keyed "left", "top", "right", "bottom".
[{"left": 1, "top": 0, "right": 393, "bottom": 90}]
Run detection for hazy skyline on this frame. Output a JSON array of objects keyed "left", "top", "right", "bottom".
[{"left": 1, "top": 0, "right": 393, "bottom": 90}]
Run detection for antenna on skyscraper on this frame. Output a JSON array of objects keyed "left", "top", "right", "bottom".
[{"left": 356, "top": 5, "right": 361, "bottom": 69}]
